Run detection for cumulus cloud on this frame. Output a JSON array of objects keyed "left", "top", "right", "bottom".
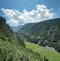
[
  {"left": 1, "top": 4, "right": 54, "bottom": 26},
  {"left": 1, "top": 8, "right": 25, "bottom": 26}
]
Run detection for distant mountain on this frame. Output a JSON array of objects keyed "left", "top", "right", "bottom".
[
  {"left": 16, "top": 18, "right": 60, "bottom": 52},
  {"left": 11, "top": 25, "right": 23, "bottom": 32},
  {"left": 0, "top": 17, "right": 43, "bottom": 61}
]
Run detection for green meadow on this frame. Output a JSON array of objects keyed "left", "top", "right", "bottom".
[{"left": 25, "top": 42, "right": 60, "bottom": 61}]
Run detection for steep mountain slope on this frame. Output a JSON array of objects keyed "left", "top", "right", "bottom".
[
  {"left": 16, "top": 18, "right": 60, "bottom": 52},
  {"left": 0, "top": 17, "right": 43, "bottom": 61},
  {"left": 0, "top": 17, "right": 17, "bottom": 43}
]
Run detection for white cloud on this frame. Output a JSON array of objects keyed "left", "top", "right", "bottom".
[
  {"left": 1, "top": 4, "right": 54, "bottom": 26},
  {"left": 1, "top": 8, "right": 24, "bottom": 26}
]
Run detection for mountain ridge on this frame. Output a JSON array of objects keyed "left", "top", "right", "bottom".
[{"left": 16, "top": 18, "right": 60, "bottom": 52}]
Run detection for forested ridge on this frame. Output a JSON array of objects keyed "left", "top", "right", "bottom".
[{"left": 16, "top": 18, "right": 60, "bottom": 53}]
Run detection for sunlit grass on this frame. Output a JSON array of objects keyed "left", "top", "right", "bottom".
[{"left": 25, "top": 42, "right": 60, "bottom": 61}]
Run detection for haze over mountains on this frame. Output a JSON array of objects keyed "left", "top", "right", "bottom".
[{"left": 11, "top": 25, "right": 23, "bottom": 32}]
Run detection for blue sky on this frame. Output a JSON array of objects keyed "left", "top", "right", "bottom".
[{"left": 0, "top": 0, "right": 60, "bottom": 26}]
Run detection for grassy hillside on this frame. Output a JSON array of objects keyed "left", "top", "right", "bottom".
[
  {"left": 0, "top": 40, "right": 43, "bottom": 61},
  {"left": 16, "top": 18, "right": 60, "bottom": 52},
  {"left": 25, "top": 42, "right": 60, "bottom": 61},
  {"left": 0, "top": 17, "right": 43, "bottom": 61}
]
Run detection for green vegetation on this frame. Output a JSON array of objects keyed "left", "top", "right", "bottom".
[
  {"left": 0, "top": 16, "right": 60, "bottom": 61},
  {"left": 25, "top": 42, "right": 60, "bottom": 61},
  {"left": 16, "top": 18, "right": 60, "bottom": 52},
  {"left": 0, "top": 17, "right": 43, "bottom": 61},
  {"left": 0, "top": 40, "right": 43, "bottom": 61}
]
